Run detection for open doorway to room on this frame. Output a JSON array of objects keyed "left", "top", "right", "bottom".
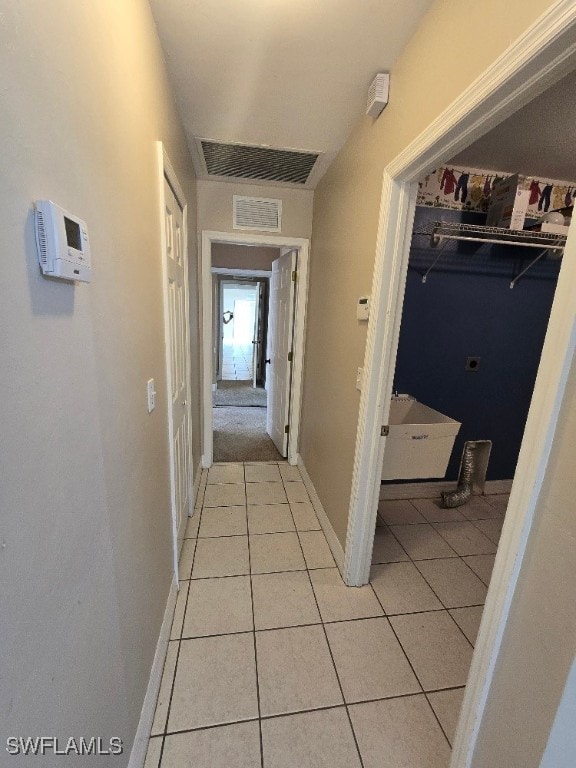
[
  {"left": 347, "top": 59, "right": 576, "bottom": 761},
  {"left": 203, "top": 238, "right": 309, "bottom": 465}
]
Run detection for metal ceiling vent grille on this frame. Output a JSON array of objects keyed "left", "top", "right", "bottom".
[
  {"left": 201, "top": 140, "right": 318, "bottom": 185},
  {"left": 233, "top": 195, "right": 282, "bottom": 232}
]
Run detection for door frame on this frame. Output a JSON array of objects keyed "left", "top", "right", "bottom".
[
  {"left": 342, "top": 5, "right": 576, "bottom": 766},
  {"left": 201, "top": 231, "right": 309, "bottom": 466},
  {"left": 156, "top": 143, "right": 193, "bottom": 582}
]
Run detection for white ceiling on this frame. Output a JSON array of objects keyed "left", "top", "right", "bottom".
[
  {"left": 450, "top": 68, "right": 576, "bottom": 183},
  {"left": 149, "top": 0, "right": 434, "bottom": 187}
]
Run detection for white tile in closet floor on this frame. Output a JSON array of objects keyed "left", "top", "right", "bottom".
[
  {"left": 389, "top": 523, "right": 458, "bottom": 560},
  {"left": 371, "top": 526, "right": 410, "bottom": 564},
  {"left": 285, "top": 481, "right": 309, "bottom": 504},
  {"left": 256, "top": 624, "right": 343, "bottom": 716},
  {"left": 370, "top": 561, "right": 443, "bottom": 615},
  {"left": 203, "top": 482, "right": 246, "bottom": 508},
  {"left": 184, "top": 512, "right": 200, "bottom": 538},
  {"left": 183, "top": 576, "right": 253, "bottom": 637},
  {"left": 457, "top": 494, "right": 505, "bottom": 520},
  {"left": 245, "top": 463, "right": 282, "bottom": 483},
  {"left": 192, "top": 536, "right": 250, "bottom": 578},
  {"left": 449, "top": 605, "right": 484, "bottom": 645},
  {"left": 198, "top": 505, "right": 247, "bottom": 537},
  {"left": 168, "top": 634, "right": 258, "bottom": 732},
  {"left": 309, "top": 568, "right": 384, "bottom": 623},
  {"left": 415, "top": 557, "right": 487, "bottom": 608},
  {"left": 298, "top": 530, "right": 335, "bottom": 569},
  {"left": 161, "top": 721, "right": 261, "bottom": 768},
  {"left": 349, "top": 695, "right": 451, "bottom": 768},
  {"left": 433, "top": 521, "right": 497, "bottom": 556},
  {"left": 246, "top": 481, "right": 288, "bottom": 506},
  {"left": 249, "top": 532, "right": 306, "bottom": 574},
  {"left": 427, "top": 687, "right": 466, "bottom": 745},
  {"left": 247, "top": 503, "right": 295, "bottom": 534},
  {"left": 178, "top": 539, "right": 196, "bottom": 579},
  {"left": 410, "top": 497, "right": 466, "bottom": 523},
  {"left": 471, "top": 517, "right": 504, "bottom": 545},
  {"left": 325, "top": 617, "right": 420, "bottom": 703},
  {"left": 207, "top": 463, "right": 245, "bottom": 485},
  {"left": 251, "top": 571, "right": 321, "bottom": 630},
  {"left": 150, "top": 641, "right": 178, "bottom": 735},
  {"left": 390, "top": 611, "right": 474, "bottom": 691},
  {"left": 378, "top": 498, "right": 427, "bottom": 525},
  {"left": 278, "top": 463, "right": 303, "bottom": 482},
  {"left": 462, "top": 553, "right": 496, "bottom": 586},
  {"left": 289, "top": 502, "right": 321, "bottom": 531},
  {"left": 144, "top": 736, "right": 162, "bottom": 768},
  {"left": 261, "top": 707, "right": 362, "bottom": 768}
]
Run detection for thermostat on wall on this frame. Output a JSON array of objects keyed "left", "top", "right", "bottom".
[
  {"left": 34, "top": 200, "right": 92, "bottom": 282},
  {"left": 357, "top": 296, "right": 370, "bottom": 320}
]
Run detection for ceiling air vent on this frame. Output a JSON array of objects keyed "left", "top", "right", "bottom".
[
  {"left": 233, "top": 195, "right": 282, "bottom": 232},
  {"left": 201, "top": 140, "right": 318, "bottom": 185}
]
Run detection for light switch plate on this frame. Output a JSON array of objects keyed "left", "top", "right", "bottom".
[{"left": 147, "top": 379, "right": 156, "bottom": 413}]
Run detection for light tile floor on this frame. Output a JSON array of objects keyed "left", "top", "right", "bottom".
[
  {"left": 222, "top": 342, "right": 253, "bottom": 381},
  {"left": 145, "top": 468, "right": 507, "bottom": 767}
]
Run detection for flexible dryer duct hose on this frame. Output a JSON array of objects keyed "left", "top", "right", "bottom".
[{"left": 441, "top": 442, "right": 475, "bottom": 508}]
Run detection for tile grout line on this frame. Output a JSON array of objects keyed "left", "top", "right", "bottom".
[
  {"left": 280, "top": 472, "right": 366, "bottom": 768},
  {"left": 369, "top": 571, "right": 453, "bottom": 750},
  {"left": 157, "top": 522, "right": 201, "bottom": 768},
  {"left": 243, "top": 464, "right": 265, "bottom": 768}
]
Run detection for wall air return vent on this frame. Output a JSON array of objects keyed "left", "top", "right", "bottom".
[
  {"left": 201, "top": 140, "right": 318, "bottom": 185},
  {"left": 233, "top": 195, "right": 282, "bottom": 232}
]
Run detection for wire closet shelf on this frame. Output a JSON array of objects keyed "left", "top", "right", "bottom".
[{"left": 415, "top": 221, "right": 567, "bottom": 289}]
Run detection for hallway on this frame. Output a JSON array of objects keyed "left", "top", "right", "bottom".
[{"left": 144, "top": 463, "right": 506, "bottom": 767}]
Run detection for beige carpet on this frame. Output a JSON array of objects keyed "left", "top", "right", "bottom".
[
  {"left": 213, "top": 406, "right": 283, "bottom": 462},
  {"left": 213, "top": 380, "right": 267, "bottom": 407}
]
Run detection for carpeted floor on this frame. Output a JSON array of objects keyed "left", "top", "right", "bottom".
[
  {"left": 213, "top": 406, "right": 283, "bottom": 462},
  {"left": 213, "top": 380, "right": 267, "bottom": 407}
]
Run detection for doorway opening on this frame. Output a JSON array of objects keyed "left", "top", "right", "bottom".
[{"left": 202, "top": 234, "right": 310, "bottom": 467}]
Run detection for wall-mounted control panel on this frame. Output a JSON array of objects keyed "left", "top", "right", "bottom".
[
  {"left": 34, "top": 200, "right": 91, "bottom": 282},
  {"left": 357, "top": 296, "right": 370, "bottom": 321}
]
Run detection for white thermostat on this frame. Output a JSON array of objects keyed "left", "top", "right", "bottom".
[
  {"left": 34, "top": 200, "right": 91, "bottom": 282},
  {"left": 357, "top": 296, "right": 370, "bottom": 320}
]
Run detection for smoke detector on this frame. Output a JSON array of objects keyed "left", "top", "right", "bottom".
[{"left": 366, "top": 73, "right": 390, "bottom": 118}]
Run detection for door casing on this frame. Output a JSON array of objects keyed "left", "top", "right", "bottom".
[
  {"left": 201, "top": 232, "right": 309, "bottom": 467},
  {"left": 342, "top": 7, "right": 576, "bottom": 767},
  {"left": 156, "top": 143, "right": 193, "bottom": 584}
]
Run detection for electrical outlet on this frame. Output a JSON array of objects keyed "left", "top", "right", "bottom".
[
  {"left": 147, "top": 379, "right": 156, "bottom": 412},
  {"left": 466, "top": 357, "right": 481, "bottom": 372}
]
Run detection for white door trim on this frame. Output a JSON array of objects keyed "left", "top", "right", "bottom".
[
  {"left": 201, "top": 230, "right": 309, "bottom": 467},
  {"left": 156, "top": 143, "right": 193, "bottom": 582},
  {"left": 342, "top": 4, "right": 576, "bottom": 766}
]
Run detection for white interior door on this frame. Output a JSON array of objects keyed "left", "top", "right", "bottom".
[
  {"left": 266, "top": 251, "right": 297, "bottom": 456},
  {"left": 163, "top": 178, "right": 192, "bottom": 570}
]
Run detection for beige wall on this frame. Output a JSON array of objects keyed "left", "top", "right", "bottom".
[
  {"left": 212, "top": 243, "right": 280, "bottom": 271},
  {"left": 197, "top": 179, "right": 314, "bottom": 239},
  {"left": 471, "top": 352, "right": 576, "bottom": 766},
  {"left": 299, "top": 0, "right": 557, "bottom": 545},
  {"left": 0, "top": 0, "right": 199, "bottom": 760}
]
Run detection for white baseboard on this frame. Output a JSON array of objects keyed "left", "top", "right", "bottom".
[
  {"left": 128, "top": 579, "right": 178, "bottom": 768},
  {"left": 379, "top": 479, "right": 513, "bottom": 500},
  {"left": 192, "top": 460, "right": 203, "bottom": 509},
  {"left": 296, "top": 455, "right": 345, "bottom": 574}
]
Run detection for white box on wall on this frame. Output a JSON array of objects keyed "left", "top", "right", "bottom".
[{"left": 486, "top": 174, "right": 529, "bottom": 230}]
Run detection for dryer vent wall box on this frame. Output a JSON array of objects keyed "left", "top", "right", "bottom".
[{"left": 34, "top": 200, "right": 92, "bottom": 282}]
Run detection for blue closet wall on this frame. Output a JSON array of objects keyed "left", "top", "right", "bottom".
[{"left": 393, "top": 207, "right": 560, "bottom": 481}]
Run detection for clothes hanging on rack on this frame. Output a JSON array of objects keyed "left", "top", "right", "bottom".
[
  {"left": 454, "top": 173, "right": 469, "bottom": 203},
  {"left": 538, "top": 185, "right": 553, "bottom": 212},
  {"left": 564, "top": 187, "right": 574, "bottom": 208},
  {"left": 483, "top": 175, "right": 492, "bottom": 197},
  {"left": 529, "top": 180, "right": 541, "bottom": 206},
  {"left": 441, "top": 168, "right": 457, "bottom": 195}
]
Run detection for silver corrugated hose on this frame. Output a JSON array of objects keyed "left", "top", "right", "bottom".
[{"left": 441, "top": 442, "right": 475, "bottom": 508}]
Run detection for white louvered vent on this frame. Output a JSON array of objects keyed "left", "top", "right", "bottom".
[
  {"left": 35, "top": 208, "right": 48, "bottom": 265},
  {"left": 201, "top": 140, "right": 318, "bottom": 185},
  {"left": 233, "top": 195, "right": 282, "bottom": 232}
]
